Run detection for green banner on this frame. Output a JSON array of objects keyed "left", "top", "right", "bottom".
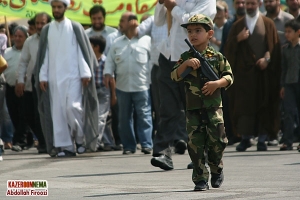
[{"left": 0, "top": 0, "right": 157, "bottom": 27}]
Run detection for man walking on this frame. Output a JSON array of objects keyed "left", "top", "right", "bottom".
[
  {"left": 35, "top": 0, "right": 99, "bottom": 157},
  {"left": 15, "top": 12, "right": 52, "bottom": 153},
  {"left": 85, "top": 5, "right": 117, "bottom": 39},
  {"left": 225, "top": 0, "right": 281, "bottom": 152},
  {"left": 104, "top": 12, "right": 153, "bottom": 155},
  {"left": 85, "top": 5, "right": 117, "bottom": 151}
]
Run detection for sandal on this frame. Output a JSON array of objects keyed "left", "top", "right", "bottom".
[
  {"left": 76, "top": 143, "right": 86, "bottom": 154},
  {"left": 57, "top": 150, "right": 76, "bottom": 157}
]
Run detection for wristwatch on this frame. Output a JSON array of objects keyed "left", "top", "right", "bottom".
[{"left": 265, "top": 57, "right": 271, "bottom": 63}]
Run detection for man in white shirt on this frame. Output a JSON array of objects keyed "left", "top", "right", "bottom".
[
  {"left": 36, "top": 0, "right": 99, "bottom": 157},
  {"left": 85, "top": 5, "right": 117, "bottom": 39},
  {"left": 15, "top": 12, "right": 51, "bottom": 154},
  {"left": 3, "top": 26, "right": 29, "bottom": 151},
  {"left": 150, "top": 0, "right": 216, "bottom": 171},
  {"left": 104, "top": 12, "right": 153, "bottom": 155}
]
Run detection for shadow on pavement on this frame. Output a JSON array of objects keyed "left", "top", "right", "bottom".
[
  {"left": 84, "top": 190, "right": 194, "bottom": 198},
  {"left": 58, "top": 168, "right": 188, "bottom": 178}
]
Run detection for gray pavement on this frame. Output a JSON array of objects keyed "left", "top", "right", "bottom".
[{"left": 0, "top": 144, "right": 300, "bottom": 200}]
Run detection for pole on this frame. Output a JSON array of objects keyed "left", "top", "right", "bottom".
[{"left": 4, "top": 16, "right": 12, "bottom": 47}]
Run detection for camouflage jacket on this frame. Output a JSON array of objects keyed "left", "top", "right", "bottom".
[{"left": 171, "top": 46, "right": 233, "bottom": 110}]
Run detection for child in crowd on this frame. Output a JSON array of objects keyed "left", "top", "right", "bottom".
[
  {"left": 89, "top": 35, "right": 117, "bottom": 151},
  {"left": 171, "top": 14, "right": 233, "bottom": 191},
  {"left": 280, "top": 19, "right": 300, "bottom": 152}
]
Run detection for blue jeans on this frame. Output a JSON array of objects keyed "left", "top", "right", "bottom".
[
  {"left": 1, "top": 100, "right": 14, "bottom": 142},
  {"left": 116, "top": 89, "right": 153, "bottom": 151},
  {"left": 0, "top": 82, "right": 13, "bottom": 143}
]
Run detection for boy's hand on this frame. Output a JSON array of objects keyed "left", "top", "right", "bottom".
[
  {"left": 184, "top": 58, "right": 200, "bottom": 70},
  {"left": 202, "top": 81, "right": 219, "bottom": 96},
  {"left": 104, "top": 74, "right": 111, "bottom": 88},
  {"left": 280, "top": 87, "right": 284, "bottom": 99}
]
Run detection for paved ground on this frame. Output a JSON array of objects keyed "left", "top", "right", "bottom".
[{"left": 0, "top": 144, "right": 300, "bottom": 200}]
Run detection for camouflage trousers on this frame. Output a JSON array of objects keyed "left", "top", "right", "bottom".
[{"left": 186, "top": 108, "right": 228, "bottom": 184}]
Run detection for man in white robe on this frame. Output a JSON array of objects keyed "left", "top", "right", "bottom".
[{"left": 37, "top": 0, "right": 98, "bottom": 157}]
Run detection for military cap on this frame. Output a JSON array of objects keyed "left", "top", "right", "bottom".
[{"left": 181, "top": 14, "right": 213, "bottom": 29}]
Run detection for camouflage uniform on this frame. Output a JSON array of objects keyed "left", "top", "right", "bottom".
[{"left": 171, "top": 46, "right": 233, "bottom": 184}]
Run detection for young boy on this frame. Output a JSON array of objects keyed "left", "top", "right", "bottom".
[
  {"left": 280, "top": 19, "right": 300, "bottom": 152},
  {"left": 89, "top": 35, "right": 117, "bottom": 151},
  {"left": 171, "top": 14, "right": 233, "bottom": 191}
]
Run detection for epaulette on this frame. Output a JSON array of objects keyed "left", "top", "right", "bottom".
[{"left": 205, "top": 48, "right": 216, "bottom": 58}]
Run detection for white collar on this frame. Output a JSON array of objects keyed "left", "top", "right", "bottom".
[
  {"left": 245, "top": 10, "right": 260, "bottom": 34},
  {"left": 246, "top": 9, "right": 260, "bottom": 23}
]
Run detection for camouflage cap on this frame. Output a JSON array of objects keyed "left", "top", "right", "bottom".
[{"left": 181, "top": 14, "right": 213, "bottom": 29}]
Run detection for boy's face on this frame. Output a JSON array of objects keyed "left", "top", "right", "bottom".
[
  {"left": 285, "top": 27, "right": 300, "bottom": 42},
  {"left": 90, "top": 43, "right": 98, "bottom": 55},
  {"left": 187, "top": 24, "right": 213, "bottom": 47},
  {"left": 215, "top": 9, "right": 226, "bottom": 20},
  {"left": 28, "top": 25, "right": 36, "bottom": 36}
]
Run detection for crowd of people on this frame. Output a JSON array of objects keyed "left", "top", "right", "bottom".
[{"left": 0, "top": 0, "right": 300, "bottom": 190}]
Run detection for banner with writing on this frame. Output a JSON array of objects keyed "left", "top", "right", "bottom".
[{"left": 0, "top": 0, "right": 157, "bottom": 27}]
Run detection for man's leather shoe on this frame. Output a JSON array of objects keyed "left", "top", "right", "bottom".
[
  {"left": 122, "top": 150, "right": 135, "bottom": 155},
  {"left": 141, "top": 147, "right": 152, "bottom": 154},
  {"left": 11, "top": 145, "right": 22, "bottom": 152},
  {"left": 194, "top": 180, "right": 209, "bottom": 191},
  {"left": 236, "top": 139, "right": 251, "bottom": 151},
  {"left": 257, "top": 142, "right": 267, "bottom": 151},
  {"left": 174, "top": 140, "right": 187, "bottom": 154},
  {"left": 187, "top": 162, "right": 194, "bottom": 169},
  {"left": 38, "top": 146, "right": 47, "bottom": 154},
  {"left": 151, "top": 155, "right": 173, "bottom": 170},
  {"left": 211, "top": 171, "right": 224, "bottom": 188}
]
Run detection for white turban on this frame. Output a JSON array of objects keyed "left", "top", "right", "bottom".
[{"left": 48, "top": 0, "right": 70, "bottom": 7}]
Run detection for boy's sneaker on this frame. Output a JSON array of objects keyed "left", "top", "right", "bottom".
[
  {"left": 211, "top": 171, "right": 224, "bottom": 188},
  {"left": 194, "top": 181, "right": 209, "bottom": 191}
]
